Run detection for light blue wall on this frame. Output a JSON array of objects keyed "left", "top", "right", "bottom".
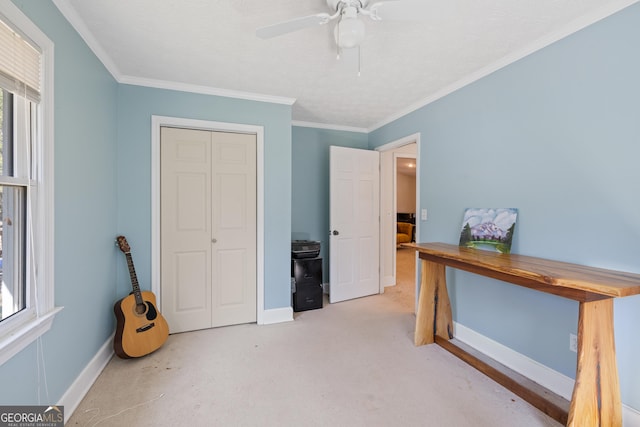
[
  {"left": 369, "top": 3, "right": 640, "bottom": 410},
  {"left": 291, "top": 126, "right": 368, "bottom": 279},
  {"left": 0, "top": 0, "right": 119, "bottom": 403},
  {"left": 116, "top": 85, "right": 292, "bottom": 310}
]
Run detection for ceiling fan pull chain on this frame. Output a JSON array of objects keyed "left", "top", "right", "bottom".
[{"left": 336, "top": 21, "right": 341, "bottom": 60}]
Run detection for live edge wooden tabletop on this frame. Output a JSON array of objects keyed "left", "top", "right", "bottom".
[{"left": 404, "top": 242, "right": 640, "bottom": 302}]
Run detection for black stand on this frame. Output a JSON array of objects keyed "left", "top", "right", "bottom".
[{"left": 291, "top": 257, "right": 323, "bottom": 312}]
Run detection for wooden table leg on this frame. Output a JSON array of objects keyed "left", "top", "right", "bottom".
[
  {"left": 414, "top": 259, "right": 453, "bottom": 346},
  {"left": 567, "top": 299, "right": 621, "bottom": 427}
]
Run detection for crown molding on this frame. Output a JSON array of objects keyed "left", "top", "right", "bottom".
[
  {"left": 368, "top": 0, "right": 640, "bottom": 132},
  {"left": 292, "top": 120, "right": 368, "bottom": 133},
  {"left": 120, "top": 75, "right": 295, "bottom": 105},
  {"left": 52, "top": 0, "right": 295, "bottom": 106}
]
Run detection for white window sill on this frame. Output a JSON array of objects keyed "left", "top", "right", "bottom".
[{"left": 0, "top": 307, "right": 63, "bottom": 366}]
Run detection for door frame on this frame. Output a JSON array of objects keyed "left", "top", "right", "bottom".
[
  {"left": 376, "top": 132, "right": 421, "bottom": 311},
  {"left": 151, "top": 115, "right": 266, "bottom": 324}
]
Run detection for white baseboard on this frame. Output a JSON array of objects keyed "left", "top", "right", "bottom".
[
  {"left": 454, "top": 322, "right": 575, "bottom": 399},
  {"left": 454, "top": 322, "right": 640, "bottom": 427},
  {"left": 260, "top": 306, "right": 293, "bottom": 325},
  {"left": 60, "top": 334, "right": 114, "bottom": 424}
]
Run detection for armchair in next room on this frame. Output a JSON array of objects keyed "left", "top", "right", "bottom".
[{"left": 397, "top": 222, "right": 414, "bottom": 245}]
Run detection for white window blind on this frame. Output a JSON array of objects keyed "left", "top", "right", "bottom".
[{"left": 0, "top": 17, "right": 40, "bottom": 102}]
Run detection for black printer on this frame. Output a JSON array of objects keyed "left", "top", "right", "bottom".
[{"left": 291, "top": 240, "right": 321, "bottom": 259}]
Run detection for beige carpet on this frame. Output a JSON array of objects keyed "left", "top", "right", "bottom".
[
  {"left": 68, "top": 252, "right": 560, "bottom": 427},
  {"left": 382, "top": 247, "right": 417, "bottom": 313}
]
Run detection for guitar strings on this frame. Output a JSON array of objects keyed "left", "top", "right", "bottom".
[{"left": 83, "top": 393, "right": 166, "bottom": 427}]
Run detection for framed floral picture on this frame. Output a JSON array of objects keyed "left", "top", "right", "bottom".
[{"left": 459, "top": 208, "right": 518, "bottom": 254}]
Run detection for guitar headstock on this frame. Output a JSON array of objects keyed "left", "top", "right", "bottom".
[{"left": 116, "top": 235, "right": 131, "bottom": 254}]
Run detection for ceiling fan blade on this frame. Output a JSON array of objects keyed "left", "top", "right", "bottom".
[
  {"left": 369, "top": 0, "right": 431, "bottom": 21},
  {"left": 256, "top": 13, "right": 332, "bottom": 39}
]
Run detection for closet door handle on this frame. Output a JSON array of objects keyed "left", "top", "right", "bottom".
[{"left": 212, "top": 238, "right": 218, "bottom": 243}]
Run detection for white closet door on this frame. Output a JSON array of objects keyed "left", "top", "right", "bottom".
[
  {"left": 210, "top": 131, "right": 257, "bottom": 327},
  {"left": 161, "top": 127, "right": 256, "bottom": 333}
]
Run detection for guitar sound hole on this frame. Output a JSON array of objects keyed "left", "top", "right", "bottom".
[{"left": 135, "top": 303, "right": 147, "bottom": 315}]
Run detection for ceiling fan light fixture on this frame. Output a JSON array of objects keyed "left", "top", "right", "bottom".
[{"left": 335, "top": 6, "right": 365, "bottom": 49}]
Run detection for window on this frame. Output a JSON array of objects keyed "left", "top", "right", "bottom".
[{"left": 0, "top": 1, "right": 57, "bottom": 366}]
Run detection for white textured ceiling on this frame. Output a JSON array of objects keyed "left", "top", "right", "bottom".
[{"left": 55, "top": 0, "right": 637, "bottom": 131}]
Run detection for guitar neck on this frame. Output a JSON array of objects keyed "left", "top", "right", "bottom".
[{"left": 125, "top": 252, "right": 144, "bottom": 306}]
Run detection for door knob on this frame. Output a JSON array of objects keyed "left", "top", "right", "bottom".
[
  {"left": 332, "top": 230, "right": 339, "bottom": 236},
  {"left": 212, "top": 238, "right": 218, "bottom": 243}
]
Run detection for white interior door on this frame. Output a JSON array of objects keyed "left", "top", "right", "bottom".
[
  {"left": 329, "top": 146, "right": 380, "bottom": 303},
  {"left": 210, "top": 131, "right": 257, "bottom": 327},
  {"left": 160, "top": 127, "right": 256, "bottom": 333}
]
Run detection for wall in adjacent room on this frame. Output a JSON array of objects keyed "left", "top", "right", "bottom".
[
  {"left": 369, "top": 3, "right": 640, "bottom": 410},
  {"left": 397, "top": 172, "right": 416, "bottom": 214},
  {"left": 291, "top": 126, "right": 369, "bottom": 281}
]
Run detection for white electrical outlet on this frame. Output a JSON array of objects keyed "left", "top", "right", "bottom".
[
  {"left": 569, "top": 333, "right": 578, "bottom": 353},
  {"left": 421, "top": 208, "right": 428, "bottom": 221}
]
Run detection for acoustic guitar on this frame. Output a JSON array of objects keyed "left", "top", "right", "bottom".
[{"left": 113, "top": 235, "right": 169, "bottom": 358}]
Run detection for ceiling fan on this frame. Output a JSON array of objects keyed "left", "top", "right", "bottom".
[{"left": 256, "top": 0, "right": 428, "bottom": 50}]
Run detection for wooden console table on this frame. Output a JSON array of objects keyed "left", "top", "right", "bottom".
[{"left": 407, "top": 242, "right": 640, "bottom": 427}]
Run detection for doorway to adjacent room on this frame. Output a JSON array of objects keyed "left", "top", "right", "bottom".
[{"left": 377, "top": 135, "right": 420, "bottom": 313}]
